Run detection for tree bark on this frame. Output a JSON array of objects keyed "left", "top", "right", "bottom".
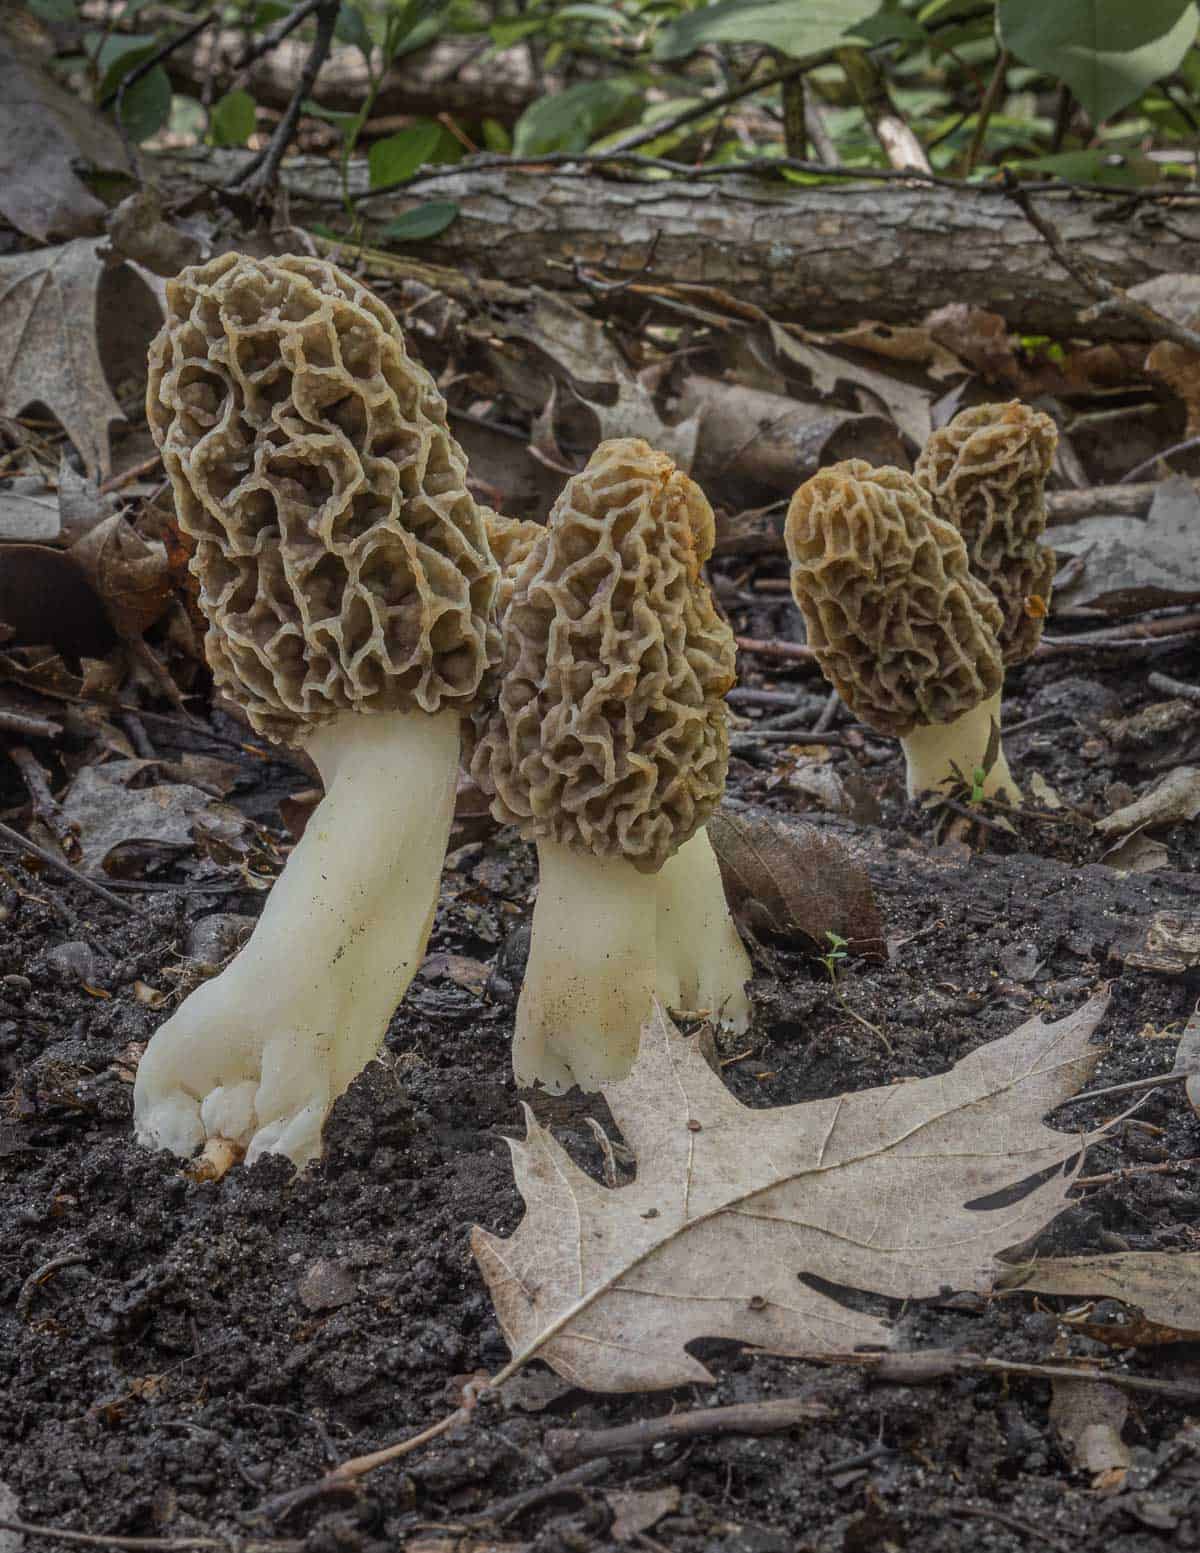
[{"left": 161, "top": 152, "right": 1200, "bottom": 339}]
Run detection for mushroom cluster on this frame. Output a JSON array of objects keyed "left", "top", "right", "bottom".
[
  {"left": 137, "top": 252, "right": 497, "bottom": 1169},
  {"left": 786, "top": 401, "right": 1057, "bottom": 803},
  {"left": 471, "top": 437, "right": 751, "bottom": 1091}
]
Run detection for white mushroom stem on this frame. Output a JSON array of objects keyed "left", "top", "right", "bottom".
[
  {"left": 134, "top": 707, "right": 461, "bottom": 1169},
  {"left": 515, "top": 843, "right": 657, "bottom": 1092},
  {"left": 656, "top": 828, "right": 752, "bottom": 1032},
  {"left": 899, "top": 689, "right": 1019, "bottom": 804}
]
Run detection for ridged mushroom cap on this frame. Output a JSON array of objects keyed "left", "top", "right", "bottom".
[
  {"left": 146, "top": 251, "right": 498, "bottom": 743},
  {"left": 914, "top": 401, "right": 1057, "bottom": 665},
  {"left": 786, "top": 460, "right": 1004, "bottom": 738},
  {"left": 471, "top": 438, "right": 735, "bottom": 873},
  {"left": 482, "top": 507, "right": 545, "bottom": 621}
]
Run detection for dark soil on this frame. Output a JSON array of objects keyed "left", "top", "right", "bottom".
[{"left": 2, "top": 632, "right": 1199, "bottom": 1553}]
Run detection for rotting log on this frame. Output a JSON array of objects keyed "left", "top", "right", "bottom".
[{"left": 158, "top": 151, "right": 1200, "bottom": 339}]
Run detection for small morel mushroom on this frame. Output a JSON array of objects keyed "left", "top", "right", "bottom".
[
  {"left": 786, "top": 460, "right": 1015, "bottom": 801},
  {"left": 136, "top": 251, "right": 497, "bottom": 1169},
  {"left": 471, "top": 437, "right": 751, "bottom": 1091},
  {"left": 915, "top": 400, "right": 1058, "bottom": 664}
]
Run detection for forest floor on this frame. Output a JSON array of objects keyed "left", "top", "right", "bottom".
[{"left": 2, "top": 580, "right": 1198, "bottom": 1553}]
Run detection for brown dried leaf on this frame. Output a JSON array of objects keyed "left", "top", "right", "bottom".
[
  {"left": 1049, "top": 1375, "right": 1130, "bottom": 1488},
  {"left": 607, "top": 1486, "right": 681, "bottom": 1541},
  {"left": 1052, "top": 478, "right": 1200, "bottom": 616},
  {"left": 1174, "top": 1004, "right": 1200, "bottom": 1118},
  {"left": 0, "top": 44, "right": 126, "bottom": 242},
  {"left": 1094, "top": 767, "right": 1200, "bottom": 838},
  {"left": 472, "top": 992, "right": 1109, "bottom": 1393},
  {"left": 818, "top": 319, "right": 964, "bottom": 382},
  {"left": 925, "top": 304, "right": 1019, "bottom": 384},
  {"left": 68, "top": 514, "right": 172, "bottom": 638},
  {"left": 0, "top": 240, "right": 125, "bottom": 479},
  {"left": 709, "top": 809, "right": 884, "bottom": 958},
  {"left": 1009, "top": 1252, "right": 1200, "bottom": 1338}
]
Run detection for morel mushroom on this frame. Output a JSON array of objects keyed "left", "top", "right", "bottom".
[
  {"left": 136, "top": 252, "right": 497, "bottom": 1169},
  {"left": 786, "top": 460, "right": 1015, "bottom": 801},
  {"left": 915, "top": 401, "right": 1058, "bottom": 664},
  {"left": 471, "top": 438, "right": 751, "bottom": 1091}
]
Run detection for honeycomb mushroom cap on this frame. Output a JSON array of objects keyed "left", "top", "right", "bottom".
[
  {"left": 146, "top": 252, "right": 498, "bottom": 744},
  {"left": 482, "top": 507, "right": 545, "bottom": 620},
  {"left": 914, "top": 401, "right": 1057, "bottom": 664},
  {"left": 786, "top": 460, "right": 1004, "bottom": 738},
  {"left": 471, "top": 438, "right": 735, "bottom": 873}
]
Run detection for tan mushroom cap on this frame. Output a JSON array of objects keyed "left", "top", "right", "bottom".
[
  {"left": 786, "top": 461, "right": 1004, "bottom": 738},
  {"left": 482, "top": 507, "right": 545, "bottom": 620},
  {"left": 914, "top": 401, "right": 1057, "bottom": 665},
  {"left": 471, "top": 438, "right": 735, "bottom": 873},
  {"left": 146, "top": 252, "right": 497, "bottom": 744}
]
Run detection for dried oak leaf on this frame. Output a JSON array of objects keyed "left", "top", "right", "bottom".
[
  {"left": 0, "top": 240, "right": 156, "bottom": 481},
  {"left": 1004, "top": 1251, "right": 1200, "bottom": 1343},
  {"left": 708, "top": 809, "right": 883, "bottom": 958},
  {"left": 472, "top": 992, "right": 1109, "bottom": 1392}
]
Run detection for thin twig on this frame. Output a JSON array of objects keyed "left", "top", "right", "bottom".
[
  {"left": 16, "top": 1252, "right": 89, "bottom": 1321},
  {"left": 938, "top": 1504, "right": 1075, "bottom": 1553},
  {"left": 1119, "top": 435, "right": 1200, "bottom": 485},
  {"left": 965, "top": 48, "right": 1009, "bottom": 176},
  {"left": 1148, "top": 670, "right": 1200, "bottom": 703},
  {"left": 734, "top": 636, "right": 816, "bottom": 664},
  {"left": 1003, "top": 172, "right": 1200, "bottom": 354},
  {"left": 730, "top": 728, "right": 857, "bottom": 746},
  {"left": 1075, "top": 1155, "right": 1199, "bottom": 1188},
  {"left": 546, "top": 1397, "right": 830, "bottom": 1467},
  {"left": 100, "top": 10, "right": 217, "bottom": 108},
  {"left": 1057, "top": 1069, "right": 1194, "bottom": 1107},
  {"left": 0, "top": 1525, "right": 294, "bottom": 1553},
  {"left": 0, "top": 709, "right": 60, "bottom": 740},
  {"left": 227, "top": 0, "right": 339, "bottom": 195},
  {"left": 232, "top": 0, "right": 323, "bottom": 72},
  {"left": 462, "top": 1460, "right": 610, "bottom": 1523},
  {"left": 98, "top": 452, "right": 163, "bottom": 496},
  {"left": 0, "top": 818, "right": 140, "bottom": 917}
]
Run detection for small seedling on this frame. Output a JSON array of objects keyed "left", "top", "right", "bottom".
[{"left": 818, "top": 931, "right": 892, "bottom": 1054}]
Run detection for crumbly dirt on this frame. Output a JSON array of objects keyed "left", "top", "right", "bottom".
[{"left": 2, "top": 629, "right": 1199, "bottom": 1553}]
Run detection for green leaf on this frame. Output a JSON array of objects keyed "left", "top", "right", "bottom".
[
  {"left": 96, "top": 32, "right": 157, "bottom": 99},
  {"left": 302, "top": 97, "right": 362, "bottom": 137},
  {"left": 27, "top": 0, "right": 77, "bottom": 22},
  {"left": 997, "top": 0, "right": 1200, "bottom": 122},
  {"left": 209, "top": 87, "right": 257, "bottom": 147},
  {"left": 335, "top": 2, "right": 373, "bottom": 62},
  {"left": 557, "top": 2, "right": 632, "bottom": 23},
  {"left": 481, "top": 116, "right": 512, "bottom": 152},
  {"left": 1011, "top": 147, "right": 1159, "bottom": 185},
  {"left": 654, "top": 0, "right": 882, "bottom": 60},
  {"left": 368, "top": 118, "right": 443, "bottom": 187},
  {"left": 116, "top": 63, "right": 172, "bottom": 142},
  {"left": 381, "top": 201, "right": 460, "bottom": 241},
  {"left": 490, "top": 17, "right": 543, "bottom": 48},
  {"left": 512, "top": 78, "right": 641, "bottom": 155}
]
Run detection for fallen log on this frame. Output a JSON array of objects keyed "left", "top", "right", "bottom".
[{"left": 158, "top": 150, "right": 1200, "bottom": 340}]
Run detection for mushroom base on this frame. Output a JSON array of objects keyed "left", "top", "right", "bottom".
[
  {"left": 900, "top": 690, "right": 1018, "bottom": 804},
  {"left": 516, "top": 843, "right": 657, "bottom": 1092},
  {"left": 656, "top": 828, "right": 752, "bottom": 1032},
  {"left": 133, "top": 707, "right": 461, "bottom": 1170}
]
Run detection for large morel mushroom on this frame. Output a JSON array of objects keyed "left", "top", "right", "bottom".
[
  {"left": 471, "top": 437, "right": 751, "bottom": 1091},
  {"left": 136, "top": 252, "right": 497, "bottom": 1169}
]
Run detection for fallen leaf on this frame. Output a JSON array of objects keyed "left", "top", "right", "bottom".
[
  {"left": 1051, "top": 478, "right": 1200, "bottom": 616},
  {"left": 1029, "top": 772, "right": 1063, "bottom": 810},
  {"left": 925, "top": 304, "right": 1019, "bottom": 384},
  {"left": 494, "top": 289, "right": 699, "bottom": 469},
  {"left": 472, "top": 993, "right": 1109, "bottom": 1392},
  {"left": 1006, "top": 1252, "right": 1200, "bottom": 1339},
  {"left": 69, "top": 514, "right": 172, "bottom": 638},
  {"left": 818, "top": 319, "right": 964, "bottom": 382},
  {"left": 0, "top": 485, "right": 60, "bottom": 543},
  {"left": 1100, "top": 830, "right": 1170, "bottom": 875},
  {"left": 607, "top": 1486, "right": 681, "bottom": 1541},
  {"left": 0, "top": 545, "right": 115, "bottom": 657},
  {"left": 59, "top": 760, "right": 250, "bottom": 876},
  {"left": 1094, "top": 767, "right": 1200, "bottom": 838},
  {"left": 421, "top": 951, "right": 491, "bottom": 997},
  {"left": 0, "top": 43, "right": 127, "bottom": 242},
  {"left": 709, "top": 809, "right": 884, "bottom": 958},
  {"left": 1049, "top": 1374, "right": 1130, "bottom": 1489},
  {"left": 765, "top": 323, "right": 932, "bottom": 446},
  {"left": 0, "top": 1477, "right": 23, "bottom": 1553},
  {"left": 1174, "top": 1004, "right": 1200, "bottom": 1118},
  {"left": 0, "top": 240, "right": 161, "bottom": 480}
]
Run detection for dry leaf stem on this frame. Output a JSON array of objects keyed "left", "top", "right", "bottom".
[
  {"left": 546, "top": 1396, "right": 830, "bottom": 1466},
  {"left": 0, "top": 817, "right": 140, "bottom": 916}
]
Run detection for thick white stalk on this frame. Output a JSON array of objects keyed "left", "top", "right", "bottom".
[
  {"left": 515, "top": 842, "right": 657, "bottom": 1092},
  {"left": 134, "top": 707, "right": 460, "bottom": 1169},
  {"left": 656, "top": 828, "right": 752, "bottom": 1032},
  {"left": 899, "top": 689, "right": 1018, "bottom": 804}
]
